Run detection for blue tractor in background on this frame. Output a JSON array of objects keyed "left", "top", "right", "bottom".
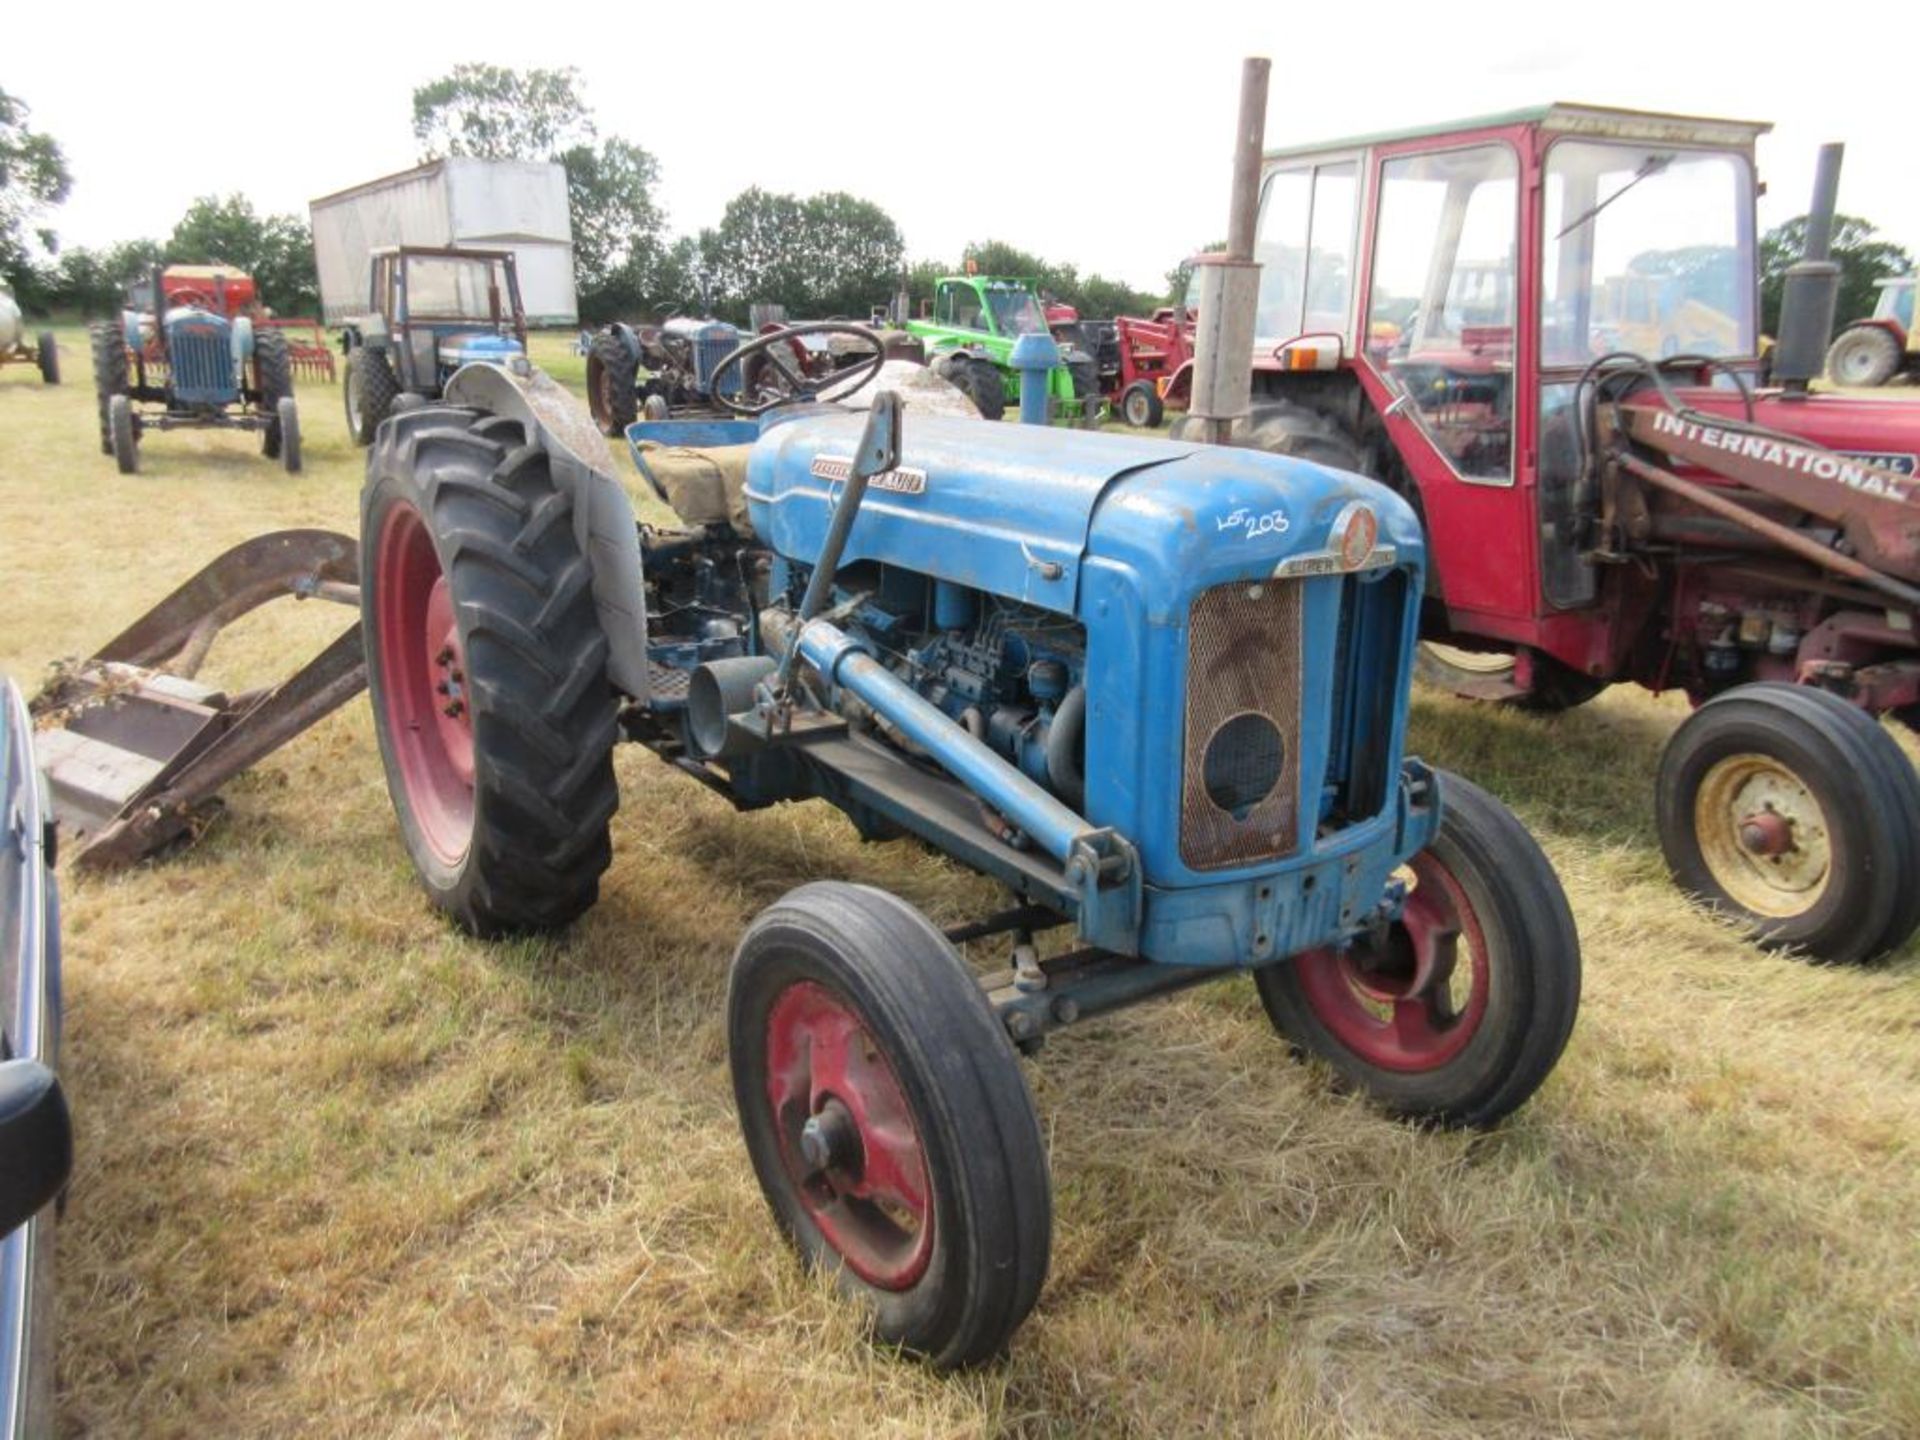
[
  {"left": 356, "top": 324, "right": 1583, "bottom": 1368},
  {"left": 88, "top": 264, "right": 301, "bottom": 475},
  {"left": 340, "top": 246, "right": 527, "bottom": 446}
]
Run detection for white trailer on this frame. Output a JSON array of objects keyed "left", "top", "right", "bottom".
[{"left": 310, "top": 158, "right": 577, "bottom": 328}]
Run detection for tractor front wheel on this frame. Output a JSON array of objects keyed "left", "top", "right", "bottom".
[
  {"left": 275, "top": 397, "right": 301, "bottom": 474},
  {"left": 361, "top": 406, "right": 620, "bottom": 935},
  {"left": 108, "top": 394, "right": 138, "bottom": 474},
  {"left": 1656, "top": 683, "right": 1920, "bottom": 963},
  {"left": 1255, "top": 772, "right": 1581, "bottom": 1128},
  {"left": 1824, "top": 325, "right": 1902, "bottom": 388},
  {"left": 1120, "top": 380, "right": 1163, "bottom": 428},
  {"left": 729, "top": 882, "right": 1051, "bottom": 1369},
  {"left": 344, "top": 345, "right": 401, "bottom": 446},
  {"left": 35, "top": 331, "right": 58, "bottom": 385},
  {"left": 585, "top": 329, "right": 639, "bottom": 436}
]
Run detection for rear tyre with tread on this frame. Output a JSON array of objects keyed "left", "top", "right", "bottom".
[
  {"left": 344, "top": 345, "right": 401, "bottom": 446},
  {"left": 586, "top": 329, "right": 639, "bottom": 436},
  {"left": 729, "top": 882, "right": 1051, "bottom": 1369},
  {"left": 256, "top": 328, "right": 295, "bottom": 459},
  {"left": 1656, "top": 682, "right": 1920, "bottom": 962},
  {"left": 361, "top": 406, "right": 620, "bottom": 935},
  {"left": 1255, "top": 772, "right": 1581, "bottom": 1128}
]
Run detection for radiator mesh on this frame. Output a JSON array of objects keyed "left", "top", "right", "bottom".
[{"left": 1180, "top": 581, "right": 1302, "bottom": 870}]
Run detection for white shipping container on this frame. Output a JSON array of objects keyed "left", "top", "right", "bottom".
[{"left": 310, "top": 157, "right": 577, "bottom": 327}]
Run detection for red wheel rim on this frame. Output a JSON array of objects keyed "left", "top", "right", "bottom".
[
  {"left": 374, "top": 502, "right": 475, "bottom": 866},
  {"left": 765, "top": 981, "right": 934, "bottom": 1290},
  {"left": 1291, "top": 852, "right": 1490, "bottom": 1072}
]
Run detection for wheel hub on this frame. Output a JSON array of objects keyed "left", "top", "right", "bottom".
[
  {"left": 1694, "top": 753, "right": 1830, "bottom": 914},
  {"left": 765, "top": 982, "right": 933, "bottom": 1290},
  {"left": 374, "top": 503, "right": 477, "bottom": 866},
  {"left": 1289, "top": 852, "right": 1490, "bottom": 1073}
]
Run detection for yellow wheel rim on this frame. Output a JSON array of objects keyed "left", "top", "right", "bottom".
[{"left": 1693, "top": 752, "right": 1832, "bottom": 917}]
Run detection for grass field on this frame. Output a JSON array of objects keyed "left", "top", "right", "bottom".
[{"left": 4, "top": 329, "right": 1918, "bottom": 1439}]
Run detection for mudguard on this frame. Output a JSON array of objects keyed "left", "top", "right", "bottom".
[{"left": 443, "top": 361, "right": 652, "bottom": 702}]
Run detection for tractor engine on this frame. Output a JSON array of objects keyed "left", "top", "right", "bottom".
[
  {"left": 717, "top": 411, "right": 1430, "bottom": 962},
  {"left": 128, "top": 305, "right": 245, "bottom": 408}
]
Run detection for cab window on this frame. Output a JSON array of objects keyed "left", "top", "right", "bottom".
[
  {"left": 1253, "top": 161, "right": 1358, "bottom": 343},
  {"left": 1365, "top": 144, "right": 1519, "bottom": 482}
]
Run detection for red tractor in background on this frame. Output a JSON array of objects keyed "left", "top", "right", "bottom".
[
  {"left": 129, "top": 266, "right": 335, "bottom": 382},
  {"left": 1185, "top": 103, "right": 1920, "bottom": 963}
]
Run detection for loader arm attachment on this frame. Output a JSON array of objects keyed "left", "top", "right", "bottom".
[{"left": 1612, "top": 399, "right": 1920, "bottom": 588}]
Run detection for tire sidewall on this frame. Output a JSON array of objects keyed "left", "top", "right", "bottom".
[{"left": 1657, "top": 694, "right": 1895, "bottom": 955}]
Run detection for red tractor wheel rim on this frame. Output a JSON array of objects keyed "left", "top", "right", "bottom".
[
  {"left": 1291, "top": 852, "right": 1490, "bottom": 1072},
  {"left": 765, "top": 981, "right": 934, "bottom": 1290},
  {"left": 375, "top": 503, "right": 475, "bottom": 866}
]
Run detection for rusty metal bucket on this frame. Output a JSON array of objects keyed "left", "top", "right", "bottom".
[{"left": 31, "top": 529, "right": 365, "bottom": 869}]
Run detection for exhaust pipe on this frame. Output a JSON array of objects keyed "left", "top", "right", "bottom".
[{"left": 1772, "top": 142, "right": 1844, "bottom": 396}]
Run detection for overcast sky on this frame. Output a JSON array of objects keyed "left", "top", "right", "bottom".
[{"left": 14, "top": 0, "right": 1918, "bottom": 293}]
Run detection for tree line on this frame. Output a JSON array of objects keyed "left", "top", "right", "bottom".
[{"left": 6, "top": 75, "right": 1909, "bottom": 331}]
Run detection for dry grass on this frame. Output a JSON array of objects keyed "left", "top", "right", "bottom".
[{"left": 4, "top": 330, "right": 1918, "bottom": 1439}]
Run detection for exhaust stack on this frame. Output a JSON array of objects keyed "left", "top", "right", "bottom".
[
  {"left": 1772, "top": 143, "right": 1845, "bottom": 395},
  {"left": 1188, "top": 57, "right": 1270, "bottom": 445}
]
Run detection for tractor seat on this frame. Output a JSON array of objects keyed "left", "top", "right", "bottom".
[{"left": 630, "top": 442, "right": 756, "bottom": 537}]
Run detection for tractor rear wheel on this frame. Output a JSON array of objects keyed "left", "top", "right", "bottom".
[
  {"left": 89, "top": 321, "right": 128, "bottom": 455},
  {"left": 1120, "top": 380, "right": 1164, "bottom": 428},
  {"left": 35, "top": 331, "right": 58, "bottom": 385},
  {"left": 1656, "top": 683, "right": 1920, "bottom": 963},
  {"left": 729, "top": 882, "right": 1051, "bottom": 1369},
  {"left": 1824, "top": 325, "right": 1902, "bottom": 388},
  {"left": 1415, "top": 644, "right": 1605, "bottom": 712},
  {"left": 586, "top": 329, "right": 639, "bottom": 436},
  {"left": 959, "top": 360, "right": 1007, "bottom": 421},
  {"left": 361, "top": 406, "right": 620, "bottom": 935},
  {"left": 108, "top": 394, "right": 138, "bottom": 474},
  {"left": 1255, "top": 772, "right": 1581, "bottom": 1128},
  {"left": 344, "top": 345, "right": 401, "bottom": 446}
]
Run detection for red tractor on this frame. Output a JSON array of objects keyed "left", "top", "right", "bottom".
[{"left": 1186, "top": 104, "right": 1920, "bottom": 962}]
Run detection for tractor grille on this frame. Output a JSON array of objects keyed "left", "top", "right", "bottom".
[
  {"left": 166, "top": 320, "right": 232, "bottom": 403},
  {"left": 694, "top": 325, "right": 743, "bottom": 397},
  {"left": 1180, "top": 581, "right": 1303, "bottom": 870}
]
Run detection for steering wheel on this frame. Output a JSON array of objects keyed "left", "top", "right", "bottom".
[{"left": 709, "top": 322, "right": 886, "bottom": 417}]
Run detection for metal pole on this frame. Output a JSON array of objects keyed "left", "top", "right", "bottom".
[
  {"left": 1226, "top": 58, "right": 1271, "bottom": 263},
  {"left": 1191, "top": 57, "right": 1271, "bottom": 447}
]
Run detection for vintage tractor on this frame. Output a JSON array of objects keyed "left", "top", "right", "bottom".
[
  {"left": 89, "top": 264, "right": 301, "bottom": 474},
  {"left": 1825, "top": 277, "right": 1919, "bottom": 388},
  {"left": 354, "top": 324, "right": 1581, "bottom": 1367},
  {"left": 1185, "top": 105, "right": 1920, "bottom": 962},
  {"left": 906, "top": 275, "right": 1103, "bottom": 423},
  {"left": 340, "top": 246, "right": 527, "bottom": 446},
  {"left": 583, "top": 317, "right": 750, "bottom": 433},
  {"left": 0, "top": 286, "right": 59, "bottom": 383}
]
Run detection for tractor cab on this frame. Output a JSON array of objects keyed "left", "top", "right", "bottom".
[
  {"left": 342, "top": 246, "right": 529, "bottom": 445},
  {"left": 365, "top": 245, "right": 526, "bottom": 394}
]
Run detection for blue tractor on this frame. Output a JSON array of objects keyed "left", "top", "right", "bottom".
[
  {"left": 357, "top": 325, "right": 1581, "bottom": 1368},
  {"left": 341, "top": 246, "right": 527, "bottom": 446},
  {"left": 88, "top": 264, "right": 301, "bottom": 475}
]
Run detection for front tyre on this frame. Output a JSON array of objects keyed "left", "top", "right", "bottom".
[
  {"left": 108, "top": 394, "right": 138, "bottom": 474},
  {"left": 276, "top": 396, "right": 302, "bottom": 473},
  {"left": 1255, "top": 772, "right": 1580, "bottom": 1129},
  {"left": 361, "top": 407, "right": 620, "bottom": 935},
  {"left": 729, "top": 882, "right": 1051, "bottom": 1369},
  {"left": 36, "top": 331, "right": 58, "bottom": 384},
  {"left": 1120, "top": 379, "right": 1163, "bottom": 428},
  {"left": 1656, "top": 683, "right": 1920, "bottom": 963}
]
